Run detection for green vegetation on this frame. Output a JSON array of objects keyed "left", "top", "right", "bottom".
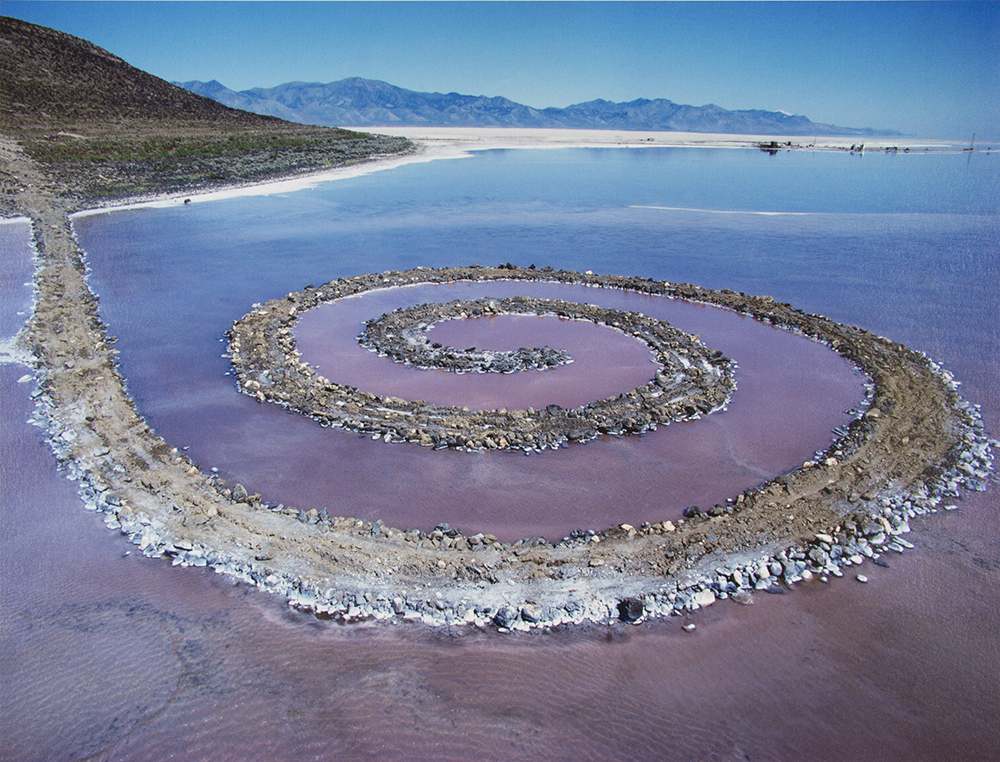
[{"left": 21, "top": 128, "right": 371, "bottom": 165}]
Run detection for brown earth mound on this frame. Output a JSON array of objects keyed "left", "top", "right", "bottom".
[{"left": 1, "top": 15, "right": 288, "bottom": 134}]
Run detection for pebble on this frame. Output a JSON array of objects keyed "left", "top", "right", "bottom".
[
  {"left": 856, "top": 574, "right": 869, "bottom": 583},
  {"left": 691, "top": 589, "right": 716, "bottom": 608},
  {"left": 521, "top": 603, "right": 543, "bottom": 623}
]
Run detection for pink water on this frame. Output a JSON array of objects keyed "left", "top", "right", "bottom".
[
  {"left": 4, "top": 147, "right": 999, "bottom": 761},
  {"left": 4, "top": 360, "right": 999, "bottom": 762}
]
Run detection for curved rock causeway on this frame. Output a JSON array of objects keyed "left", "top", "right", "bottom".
[
  {"left": 229, "top": 292, "right": 735, "bottom": 451},
  {"left": 12, "top": 182, "right": 996, "bottom": 630}
]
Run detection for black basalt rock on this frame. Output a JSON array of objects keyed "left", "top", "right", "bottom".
[
  {"left": 435, "top": 522, "right": 460, "bottom": 538},
  {"left": 617, "top": 597, "right": 644, "bottom": 622}
]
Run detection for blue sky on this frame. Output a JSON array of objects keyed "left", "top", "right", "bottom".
[{"left": 4, "top": 2, "right": 998, "bottom": 140}]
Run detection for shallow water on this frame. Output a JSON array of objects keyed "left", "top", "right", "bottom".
[
  {"left": 116, "top": 271, "right": 864, "bottom": 541},
  {"left": 0, "top": 218, "right": 34, "bottom": 342},
  {"left": 3, "top": 148, "right": 999, "bottom": 760},
  {"left": 299, "top": 301, "right": 662, "bottom": 412}
]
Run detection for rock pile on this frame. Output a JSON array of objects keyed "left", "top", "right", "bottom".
[
  {"left": 20, "top": 218, "right": 996, "bottom": 632},
  {"left": 358, "top": 297, "right": 575, "bottom": 374}
]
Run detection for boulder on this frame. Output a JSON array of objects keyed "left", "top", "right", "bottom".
[
  {"left": 692, "top": 589, "right": 716, "bottom": 608},
  {"left": 520, "top": 603, "right": 543, "bottom": 623},
  {"left": 617, "top": 597, "right": 644, "bottom": 622}
]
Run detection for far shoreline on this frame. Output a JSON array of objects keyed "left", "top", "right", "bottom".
[
  {"left": 65, "top": 127, "right": 974, "bottom": 219},
  {"left": 342, "top": 126, "right": 968, "bottom": 153}
]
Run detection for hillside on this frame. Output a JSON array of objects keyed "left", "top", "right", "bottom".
[
  {"left": 0, "top": 16, "right": 295, "bottom": 136},
  {"left": 179, "top": 77, "right": 900, "bottom": 137},
  {"left": 0, "top": 17, "right": 411, "bottom": 206}
]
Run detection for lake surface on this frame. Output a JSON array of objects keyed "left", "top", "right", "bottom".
[{"left": 2, "top": 147, "right": 998, "bottom": 760}]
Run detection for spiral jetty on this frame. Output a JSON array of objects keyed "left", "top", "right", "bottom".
[{"left": 23, "top": 258, "right": 996, "bottom": 631}]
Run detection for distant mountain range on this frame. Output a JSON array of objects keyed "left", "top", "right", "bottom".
[{"left": 177, "top": 77, "right": 899, "bottom": 137}]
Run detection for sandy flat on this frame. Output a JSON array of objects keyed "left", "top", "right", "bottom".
[
  {"left": 345, "top": 126, "right": 961, "bottom": 152},
  {"left": 68, "top": 148, "right": 454, "bottom": 217}
]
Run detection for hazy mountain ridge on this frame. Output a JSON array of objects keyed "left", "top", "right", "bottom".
[{"left": 178, "top": 77, "right": 899, "bottom": 136}]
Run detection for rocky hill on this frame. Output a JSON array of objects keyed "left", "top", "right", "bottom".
[
  {"left": 0, "top": 17, "right": 411, "bottom": 206},
  {"left": 0, "top": 15, "right": 287, "bottom": 136},
  {"left": 179, "top": 76, "right": 899, "bottom": 137}
]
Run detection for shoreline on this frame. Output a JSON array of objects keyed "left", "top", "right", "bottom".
[
  {"left": 343, "top": 126, "right": 971, "bottom": 153},
  {"left": 47, "top": 127, "right": 977, "bottom": 220},
  {"left": 4, "top": 134, "right": 996, "bottom": 631},
  {"left": 67, "top": 142, "right": 464, "bottom": 217}
]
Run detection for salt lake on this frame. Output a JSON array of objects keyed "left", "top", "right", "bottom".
[{"left": 2, "top": 145, "right": 998, "bottom": 760}]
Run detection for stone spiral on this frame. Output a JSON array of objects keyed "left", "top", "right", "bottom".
[{"left": 229, "top": 287, "right": 735, "bottom": 451}]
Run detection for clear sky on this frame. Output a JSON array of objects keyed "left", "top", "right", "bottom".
[{"left": 4, "top": 1, "right": 998, "bottom": 140}]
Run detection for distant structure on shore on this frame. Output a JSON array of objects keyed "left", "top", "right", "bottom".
[{"left": 178, "top": 77, "right": 900, "bottom": 137}]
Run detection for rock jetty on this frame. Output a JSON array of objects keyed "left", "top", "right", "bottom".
[{"left": 359, "top": 297, "right": 575, "bottom": 374}]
